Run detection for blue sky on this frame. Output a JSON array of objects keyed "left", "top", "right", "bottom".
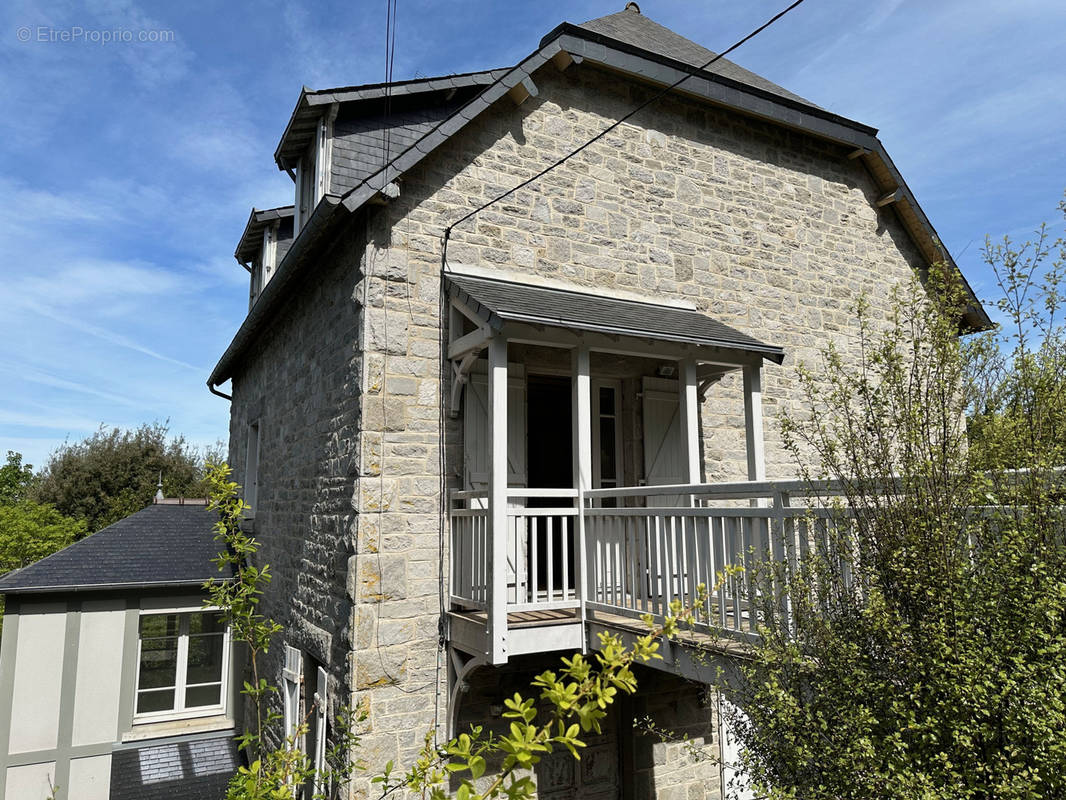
[{"left": 1, "top": 0, "right": 1063, "bottom": 469}]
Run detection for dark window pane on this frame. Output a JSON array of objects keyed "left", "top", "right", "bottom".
[
  {"left": 137, "top": 688, "right": 175, "bottom": 714},
  {"left": 139, "top": 637, "right": 178, "bottom": 689},
  {"left": 186, "top": 634, "right": 225, "bottom": 685},
  {"left": 139, "top": 614, "right": 178, "bottom": 638},
  {"left": 189, "top": 612, "right": 225, "bottom": 636},
  {"left": 599, "top": 387, "right": 614, "bottom": 416},
  {"left": 599, "top": 418, "right": 616, "bottom": 480},
  {"left": 186, "top": 684, "right": 221, "bottom": 708}
]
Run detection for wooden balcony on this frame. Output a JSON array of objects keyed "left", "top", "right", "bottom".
[{"left": 447, "top": 479, "right": 846, "bottom": 665}]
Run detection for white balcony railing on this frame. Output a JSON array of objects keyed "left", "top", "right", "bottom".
[
  {"left": 449, "top": 488, "right": 581, "bottom": 614},
  {"left": 449, "top": 480, "right": 849, "bottom": 657}
]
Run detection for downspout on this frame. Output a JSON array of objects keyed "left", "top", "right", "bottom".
[{"left": 208, "top": 381, "right": 232, "bottom": 401}]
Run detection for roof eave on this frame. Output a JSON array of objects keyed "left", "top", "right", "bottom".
[
  {"left": 0, "top": 578, "right": 231, "bottom": 596},
  {"left": 545, "top": 21, "right": 877, "bottom": 137},
  {"left": 274, "top": 88, "right": 314, "bottom": 171}
]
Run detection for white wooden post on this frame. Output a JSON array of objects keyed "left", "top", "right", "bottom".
[
  {"left": 679, "top": 358, "right": 701, "bottom": 485},
  {"left": 743, "top": 363, "right": 766, "bottom": 482},
  {"left": 488, "top": 336, "right": 509, "bottom": 664},
  {"left": 573, "top": 346, "right": 591, "bottom": 650}
]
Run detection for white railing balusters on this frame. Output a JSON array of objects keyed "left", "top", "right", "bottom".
[{"left": 449, "top": 480, "right": 870, "bottom": 649}]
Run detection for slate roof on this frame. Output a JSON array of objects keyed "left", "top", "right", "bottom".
[
  {"left": 235, "top": 205, "right": 294, "bottom": 265},
  {"left": 0, "top": 502, "right": 231, "bottom": 594},
  {"left": 110, "top": 732, "right": 238, "bottom": 800},
  {"left": 574, "top": 5, "right": 820, "bottom": 109},
  {"left": 447, "top": 273, "right": 785, "bottom": 363},
  {"left": 331, "top": 97, "right": 472, "bottom": 193},
  {"left": 276, "top": 69, "right": 509, "bottom": 169}
]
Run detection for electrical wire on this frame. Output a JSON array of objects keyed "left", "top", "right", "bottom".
[{"left": 440, "top": 0, "right": 809, "bottom": 254}]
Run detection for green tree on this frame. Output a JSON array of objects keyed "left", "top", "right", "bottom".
[
  {"left": 0, "top": 451, "right": 36, "bottom": 504},
  {"left": 0, "top": 501, "right": 87, "bottom": 574},
  {"left": 724, "top": 203, "right": 1066, "bottom": 800},
  {"left": 34, "top": 422, "right": 222, "bottom": 534},
  {"left": 0, "top": 457, "right": 88, "bottom": 627}
]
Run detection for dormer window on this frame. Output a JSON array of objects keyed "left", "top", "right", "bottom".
[{"left": 294, "top": 114, "right": 332, "bottom": 234}]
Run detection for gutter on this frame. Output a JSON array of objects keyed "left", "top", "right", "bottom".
[{"left": 0, "top": 578, "right": 232, "bottom": 596}]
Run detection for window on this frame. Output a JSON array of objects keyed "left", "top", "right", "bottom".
[
  {"left": 245, "top": 420, "right": 260, "bottom": 513},
  {"left": 136, "top": 610, "right": 229, "bottom": 719},
  {"left": 592, "top": 379, "right": 624, "bottom": 507},
  {"left": 294, "top": 114, "right": 332, "bottom": 234}
]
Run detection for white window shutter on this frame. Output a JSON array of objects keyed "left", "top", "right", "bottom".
[
  {"left": 642, "top": 377, "right": 684, "bottom": 505},
  {"left": 311, "top": 666, "right": 329, "bottom": 795},
  {"left": 281, "top": 645, "right": 302, "bottom": 750},
  {"left": 464, "top": 370, "right": 526, "bottom": 491}
]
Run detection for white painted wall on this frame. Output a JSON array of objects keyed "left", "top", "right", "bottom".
[
  {"left": 5, "top": 762, "right": 55, "bottom": 798},
  {"left": 68, "top": 754, "right": 111, "bottom": 800},
  {"left": 71, "top": 605, "right": 125, "bottom": 748},
  {"left": 9, "top": 606, "right": 66, "bottom": 754}
]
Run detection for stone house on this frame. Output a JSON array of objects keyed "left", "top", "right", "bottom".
[{"left": 209, "top": 5, "right": 988, "bottom": 798}]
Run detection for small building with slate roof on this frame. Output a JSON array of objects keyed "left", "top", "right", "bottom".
[
  {"left": 207, "top": 4, "right": 992, "bottom": 799},
  {"left": 0, "top": 500, "right": 239, "bottom": 800}
]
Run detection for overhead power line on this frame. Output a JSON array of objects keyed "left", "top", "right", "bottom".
[{"left": 441, "top": 0, "right": 809, "bottom": 251}]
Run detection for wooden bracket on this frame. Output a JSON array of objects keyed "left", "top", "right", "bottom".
[
  {"left": 448, "top": 351, "right": 480, "bottom": 418},
  {"left": 551, "top": 50, "right": 583, "bottom": 71},
  {"left": 847, "top": 147, "right": 871, "bottom": 160},
  {"left": 369, "top": 181, "right": 401, "bottom": 205},
  {"left": 876, "top": 188, "right": 904, "bottom": 207},
  {"left": 507, "top": 77, "right": 539, "bottom": 107}
]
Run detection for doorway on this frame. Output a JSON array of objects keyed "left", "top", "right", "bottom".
[
  {"left": 525, "top": 375, "right": 573, "bottom": 595},
  {"left": 526, "top": 375, "right": 573, "bottom": 495}
]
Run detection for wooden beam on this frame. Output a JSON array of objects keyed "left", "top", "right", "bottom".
[
  {"left": 847, "top": 147, "right": 871, "bottom": 160},
  {"left": 572, "top": 345, "right": 591, "bottom": 653},
  {"left": 501, "top": 322, "right": 764, "bottom": 367},
  {"left": 876, "top": 188, "right": 904, "bottom": 207},
  {"left": 448, "top": 327, "right": 492, "bottom": 360},
  {"left": 448, "top": 352, "right": 478, "bottom": 419},
  {"left": 507, "top": 77, "right": 539, "bottom": 106},
  {"left": 679, "top": 358, "right": 701, "bottom": 484},
  {"left": 551, "top": 50, "right": 583, "bottom": 71},
  {"left": 743, "top": 364, "right": 766, "bottom": 482},
  {"left": 451, "top": 295, "right": 492, "bottom": 330},
  {"left": 487, "top": 337, "right": 509, "bottom": 665},
  {"left": 368, "top": 181, "right": 401, "bottom": 205}
]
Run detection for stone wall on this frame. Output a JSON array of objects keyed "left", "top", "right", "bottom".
[
  {"left": 455, "top": 659, "right": 721, "bottom": 800},
  {"left": 391, "top": 62, "right": 927, "bottom": 480},
  {"left": 228, "top": 219, "right": 367, "bottom": 726}
]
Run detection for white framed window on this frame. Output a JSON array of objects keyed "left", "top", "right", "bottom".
[
  {"left": 294, "top": 113, "right": 332, "bottom": 235},
  {"left": 135, "top": 609, "right": 230, "bottom": 720},
  {"left": 592, "top": 379, "right": 624, "bottom": 506}
]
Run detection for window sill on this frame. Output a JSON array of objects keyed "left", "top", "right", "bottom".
[{"left": 123, "top": 714, "right": 234, "bottom": 743}]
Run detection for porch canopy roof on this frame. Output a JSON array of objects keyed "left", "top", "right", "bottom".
[{"left": 446, "top": 272, "right": 785, "bottom": 365}]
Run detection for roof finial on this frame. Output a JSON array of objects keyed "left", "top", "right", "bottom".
[
  {"left": 625, "top": 2, "right": 641, "bottom": 13},
  {"left": 154, "top": 472, "right": 164, "bottom": 503}
]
